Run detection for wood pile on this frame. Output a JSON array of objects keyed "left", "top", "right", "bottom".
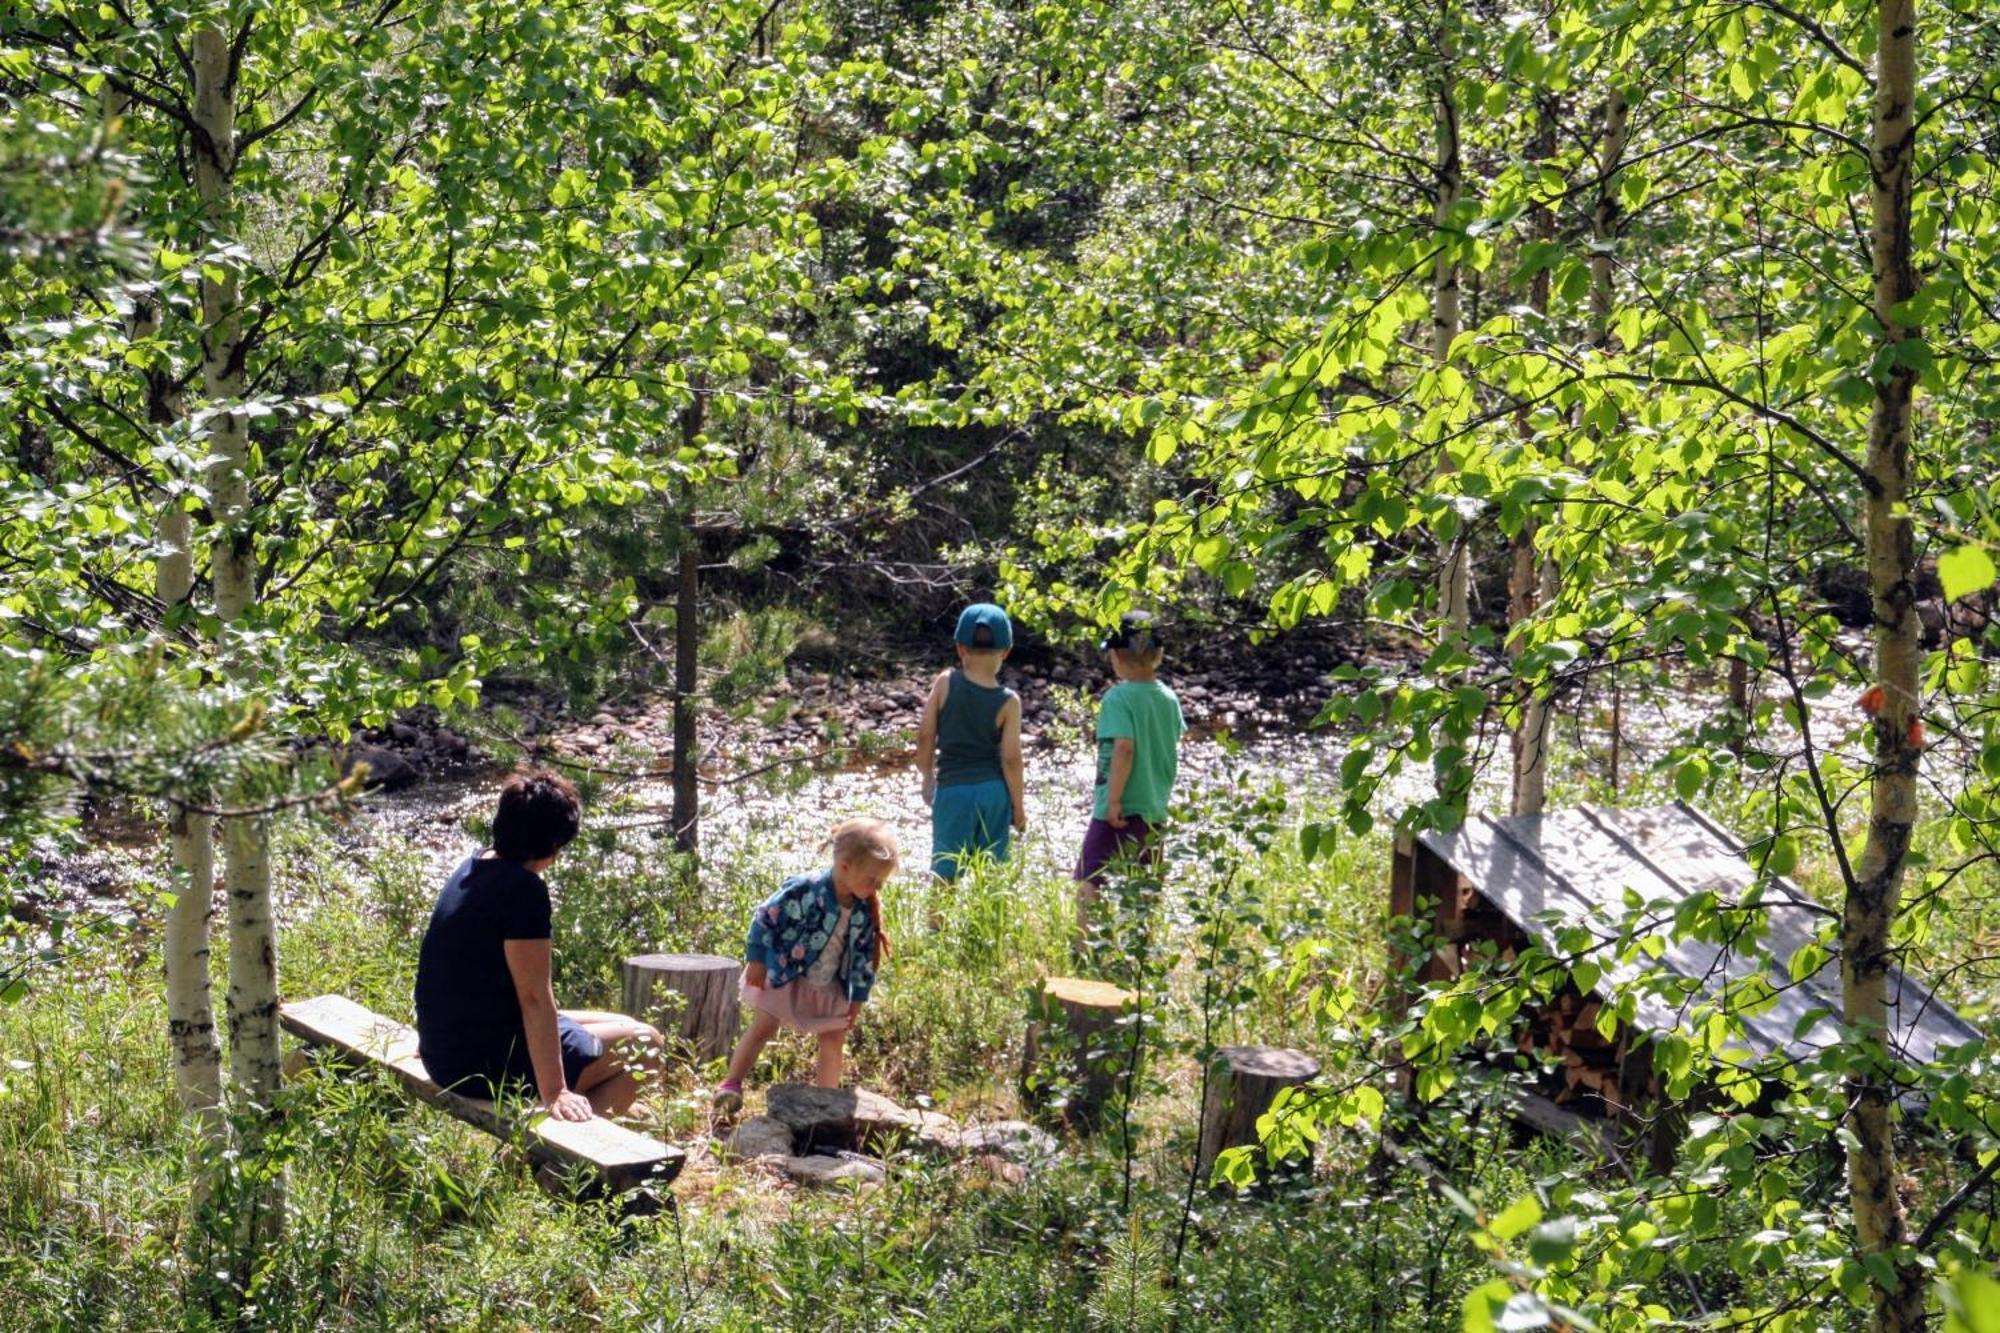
[{"left": 1393, "top": 831, "right": 1649, "bottom": 1124}]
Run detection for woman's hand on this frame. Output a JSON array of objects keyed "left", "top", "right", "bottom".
[
  {"left": 745, "top": 961, "right": 768, "bottom": 987},
  {"left": 543, "top": 1089, "right": 594, "bottom": 1122},
  {"left": 844, "top": 1001, "right": 863, "bottom": 1032}
]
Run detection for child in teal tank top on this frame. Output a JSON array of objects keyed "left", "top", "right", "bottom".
[{"left": 916, "top": 603, "right": 1027, "bottom": 881}]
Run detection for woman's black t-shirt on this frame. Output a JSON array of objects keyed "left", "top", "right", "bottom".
[{"left": 413, "top": 854, "right": 551, "bottom": 1085}]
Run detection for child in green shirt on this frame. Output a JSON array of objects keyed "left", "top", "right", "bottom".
[{"left": 1073, "top": 612, "right": 1184, "bottom": 925}]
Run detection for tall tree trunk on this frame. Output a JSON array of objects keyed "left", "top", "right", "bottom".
[
  {"left": 118, "top": 63, "right": 227, "bottom": 1167},
  {"left": 111, "top": 69, "right": 228, "bottom": 1139},
  {"left": 134, "top": 288, "right": 225, "bottom": 1139},
  {"left": 671, "top": 390, "right": 708, "bottom": 855},
  {"left": 1430, "top": 4, "right": 1466, "bottom": 639},
  {"left": 1589, "top": 87, "right": 1630, "bottom": 351},
  {"left": 1847, "top": 1, "right": 1923, "bottom": 1327},
  {"left": 1509, "top": 69, "right": 1559, "bottom": 817},
  {"left": 672, "top": 543, "right": 700, "bottom": 853},
  {"left": 193, "top": 23, "right": 283, "bottom": 1242}
]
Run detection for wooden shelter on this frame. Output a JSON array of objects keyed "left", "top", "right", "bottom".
[{"left": 1391, "top": 802, "right": 1981, "bottom": 1143}]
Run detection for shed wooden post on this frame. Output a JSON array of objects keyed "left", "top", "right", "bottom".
[
  {"left": 621, "top": 953, "right": 741, "bottom": 1064},
  {"left": 1196, "top": 1045, "right": 1321, "bottom": 1187},
  {"left": 1020, "top": 976, "right": 1136, "bottom": 1131}
]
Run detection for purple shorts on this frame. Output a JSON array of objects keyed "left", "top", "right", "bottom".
[{"left": 1073, "top": 815, "right": 1157, "bottom": 886}]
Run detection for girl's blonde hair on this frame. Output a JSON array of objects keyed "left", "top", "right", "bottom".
[{"left": 824, "top": 818, "right": 900, "bottom": 870}]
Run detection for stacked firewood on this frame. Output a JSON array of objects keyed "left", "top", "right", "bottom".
[{"left": 1517, "top": 990, "right": 1657, "bottom": 1115}]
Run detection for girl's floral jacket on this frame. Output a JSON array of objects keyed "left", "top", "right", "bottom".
[{"left": 744, "top": 868, "right": 879, "bottom": 1002}]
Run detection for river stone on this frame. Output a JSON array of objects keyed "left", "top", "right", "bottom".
[
  {"left": 780, "top": 1153, "right": 885, "bottom": 1187},
  {"left": 766, "top": 1084, "right": 920, "bottom": 1152},
  {"left": 729, "top": 1116, "right": 794, "bottom": 1161},
  {"left": 955, "top": 1121, "right": 1058, "bottom": 1166},
  {"left": 911, "top": 1109, "right": 961, "bottom": 1154},
  {"left": 342, "top": 745, "right": 417, "bottom": 792}
]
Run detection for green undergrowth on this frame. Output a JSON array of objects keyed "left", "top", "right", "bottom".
[
  {"left": 3, "top": 775, "right": 1499, "bottom": 1331},
  {"left": 3, "top": 763, "right": 1995, "bottom": 1329}
]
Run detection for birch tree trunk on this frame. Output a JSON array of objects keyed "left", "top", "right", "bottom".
[
  {"left": 1430, "top": 4, "right": 1466, "bottom": 639},
  {"left": 110, "top": 70, "right": 228, "bottom": 1141},
  {"left": 193, "top": 24, "right": 283, "bottom": 1241},
  {"left": 134, "top": 288, "right": 225, "bottom": 1138},
  {"left": 101, "top": 66, "right": 230, "bottom": 1177},
  {"left": 671, "top": 389, "right": 708, "bottom": 855},
  {"left": 1508, "top": 77, "right": 1559, "bottom": 817},
  {"left": 1589, "top": 87, "right": 1630, "bottom": 352},
  {"left": 1846, "top": 1, "right": 1924, "bottom": 1327}
]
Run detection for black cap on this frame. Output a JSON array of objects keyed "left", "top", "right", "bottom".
[{"left": 1101, "top": 611, "right": 1162, "bottom": 652}]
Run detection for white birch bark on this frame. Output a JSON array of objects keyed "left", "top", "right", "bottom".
[
  {"left": 192, "top": 27, "right": 282, "bottom": 1241},
  {"left": 1508, "top": 81, "right": 1559, "bottom": 817},
  {"left": 114, "top": 67, "right": 227, "bottom": 1147},
  {"left": 1430, "top": 6, "right": 1467, "bottom": 639},
  {"left": 135, "top": 290, "right": 226, "bottom": 1135},
  {"left": 1846, "top": 1, "right": 1923, "bottom": 1326}
]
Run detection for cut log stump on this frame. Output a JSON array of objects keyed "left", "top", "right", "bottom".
[
  {"left": 621, "top": 953, "right": 741, "bottom": 1064},
  {"left": 1195, "top": 1045, "right": 1321, "bottom": 1188},
  {"left": 1020, "top": 976, "right": 1137, "bottom": 1131}
]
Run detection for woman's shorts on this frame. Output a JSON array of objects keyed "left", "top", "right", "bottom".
[{"left": 422, "top": 1015, "right": 605, "bottom": 1102}]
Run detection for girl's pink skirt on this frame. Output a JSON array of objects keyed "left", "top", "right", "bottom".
[{"left": 742, "top": 971, "right": 851, "bottom": 1034}]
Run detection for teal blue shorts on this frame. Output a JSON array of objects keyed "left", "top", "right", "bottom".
[{"left": 931, "top": 778, "right": 1013, "bottom": 881}]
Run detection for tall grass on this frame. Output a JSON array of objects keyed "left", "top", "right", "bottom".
[{"left": 18, "top": 759, "right": 1959, "bottom": 1330}]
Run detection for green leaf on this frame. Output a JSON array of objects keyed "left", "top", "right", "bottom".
[
  {"left": 1945, "top": 1269, "right": 2000, "bottom": 1333},
  {"left": 1489, "top": 1194, "right": 1543, "bottom": 1241},
  {"left": 1527, "top": 1216, "right": 1577, "bottom": 1266},
  {"left": 1674, "top": 758, "right": 1705, "bottom": 801},
  {"left": 1939, "top": 545, "right": 1997, "bottom": 602},
  {"left": 1463, "top": 1279, "right": 1512, "bottom": 1333}
]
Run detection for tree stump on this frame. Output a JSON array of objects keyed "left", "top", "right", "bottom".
[
  {"left": 620, "top": 953, "right": 740, "bottom": 1064},
  {"left": 1195, "top": 1045, "right": 1321, "bottom": 1188},
  {"left": 1019, "top": 976, "right": 1138, "bottom": 1131}
]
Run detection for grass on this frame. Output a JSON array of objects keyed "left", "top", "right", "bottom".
[{"left": 2, "top": 758, "right": 1994, "bottom": 1330}]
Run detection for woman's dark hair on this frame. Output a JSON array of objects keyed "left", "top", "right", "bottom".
[{"left": 491, "top": 769, "right": 581, "bottom": 862}]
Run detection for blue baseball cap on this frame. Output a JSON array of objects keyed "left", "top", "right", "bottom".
[{"left": 955, "top": 602, "right": 1013, "bottom": 650}]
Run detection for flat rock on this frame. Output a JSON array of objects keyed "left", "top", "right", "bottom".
[
  {"left": 779, "top": 1153, "right": 884, "bottom": 1187},
  {"left": 729, "top": 1116, "right": 794, "bottom": 1161},
  {"left": 954, "top": 1120, "right": 1058, "bottom": 1166},
  {"left": 912, "top": 1108, "right": 961, "bottom": 1153},
  {"left": 766, "top": 1084, "right": 919, "bottom": 1152}
]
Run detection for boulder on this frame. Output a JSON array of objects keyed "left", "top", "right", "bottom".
[
  {"left": 729, "top": 1116, "right": 794, "bottom": 1161},
  {"left": 766, "top": 1083, "right": 920, "bottom": 1153},
  {"left": 779, "top": 1153, "right": 885, "bottom": 1187},
  {"left": 342, "top": 745, "right": 418, "bottom": 792},
  {"left": 432, "top": 728, "right": 469, "bottom": 760}
]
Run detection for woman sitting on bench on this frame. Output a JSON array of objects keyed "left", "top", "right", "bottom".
[{"left": 415, "top": 769, "right": 662, "bottom": 1122}]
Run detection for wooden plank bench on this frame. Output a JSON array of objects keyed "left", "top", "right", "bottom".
[{"left": 280, "top": 994, "right": 685, "bottom": 1210}]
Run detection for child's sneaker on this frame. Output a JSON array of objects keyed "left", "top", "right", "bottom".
[{"left": 711, "top": 1079, "right": 743, "bottom": 1118}]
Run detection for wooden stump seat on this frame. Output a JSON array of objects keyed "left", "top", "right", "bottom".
[
  {"left": 620, "top": 953, "right": 741, "bottom": 1064},
  {"left": 1195, "top": 1044, "right": 1321, "bottom": 1187},
  {"left": 1020, "top": 976, "right": 1138, "bottom": 1131},
  {"left": 280, "top": 994, "right": 684, "bottom": 1208}
]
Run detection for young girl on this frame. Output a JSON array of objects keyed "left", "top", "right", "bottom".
[{"left": 712, "top": 819, "right": 896, "bottom": 1114}]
